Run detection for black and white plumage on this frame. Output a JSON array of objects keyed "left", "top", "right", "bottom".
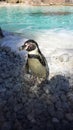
[{"left": 19, "top": 39, "right": 49, "bottom": 83}]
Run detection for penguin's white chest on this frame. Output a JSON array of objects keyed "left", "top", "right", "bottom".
[{"left": 28, "top": 58, "right": 47, "bottom": 78}]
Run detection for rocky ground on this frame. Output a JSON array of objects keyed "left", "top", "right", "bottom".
[{"left": 0, "top": 44, "right": 73, "bottom": 130}]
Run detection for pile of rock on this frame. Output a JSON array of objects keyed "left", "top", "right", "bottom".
[{"left": 0, "top": 44, "right": 73, "bottom": 130}]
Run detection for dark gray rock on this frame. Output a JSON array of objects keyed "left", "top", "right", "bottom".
[
  {"left": 52, "top": 117, "right": 59, "bottom": 123},
  {"left": 55, "top": 110, "right": 64, "bottom": 120},
  {"left": 1, "top": 121, "right": 13, "bottom": 130},
  {"left": 65, "top": 113, "right": 73, "bottom": 121},
  {"left": 67, "top": 92, "right": 73, "bottom": 103},
  {"left": 0, "top": 27, "right": 4, "bottom": 38}
]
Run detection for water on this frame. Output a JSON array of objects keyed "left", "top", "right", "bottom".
[
  {"left": 0, "top": 6, "right": 73, "bottom": 32},
  {"left": 0, "top": 5, "right": 73, "bottom": 49}
]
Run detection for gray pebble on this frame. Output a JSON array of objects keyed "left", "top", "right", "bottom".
[
  {"left": 52, "top": 117, "right": 59, "bottom": 123},
  {"left": 67, "top": 92, "right": 73, "bottom": 103},
  {"left": 65, "top": 113, "right": 73, "bottom": 121},
  {"left": 1, "top": 121, "right": 12, "bottom": 130},
  {"left": 43, "top": 85, "right": 50, "bottom": 94}
]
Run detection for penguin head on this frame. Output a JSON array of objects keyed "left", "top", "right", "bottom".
[{"left": 19, "top": 39, "right": 40, "bottom": 54}]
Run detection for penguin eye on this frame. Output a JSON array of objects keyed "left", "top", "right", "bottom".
[
  {"left": 29, "top": 44, "right": 33, "bottom": 48},
  {"left": 29, "top": 43, "right": 36, "bottom": 50}
]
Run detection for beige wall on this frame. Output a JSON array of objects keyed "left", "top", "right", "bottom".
[
  {"left": 49, "top": 0, "right": 65, "bottom": 4},
  {"left": 5, "top": 0, "right": 69, "bottom": 4},
  {"left": 30, "top": 0, "right": 65, "bottom": 5}
]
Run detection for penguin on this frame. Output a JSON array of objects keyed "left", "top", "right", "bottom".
[{"left": 19, "top": 39, "right": 49, "bottom": 83}]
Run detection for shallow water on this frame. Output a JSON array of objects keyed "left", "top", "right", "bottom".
[
  {"left": 0, "top": 6, "right": 73, "bottom": 31},
  {"left": 0, "top": 6, "right": 73, "bottom": 49}
]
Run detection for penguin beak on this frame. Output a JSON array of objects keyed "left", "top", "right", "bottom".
[
  {"left": 19, "top": 44, "right": 29, "bottom": 51},
  {"left": 19, "top": 44, "right": 26, "bottom": 51}
]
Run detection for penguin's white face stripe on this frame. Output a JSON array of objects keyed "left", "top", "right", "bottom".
[
  {"left": 28, "top": 46, "right": 39, "bottom": 55},
  {"left": 24, "top": 43, "right": 29, "bottom": 50}
]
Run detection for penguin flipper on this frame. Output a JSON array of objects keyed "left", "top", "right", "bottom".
[{"left": 25, "top": 62, "right": 30, "bottom": 74}]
